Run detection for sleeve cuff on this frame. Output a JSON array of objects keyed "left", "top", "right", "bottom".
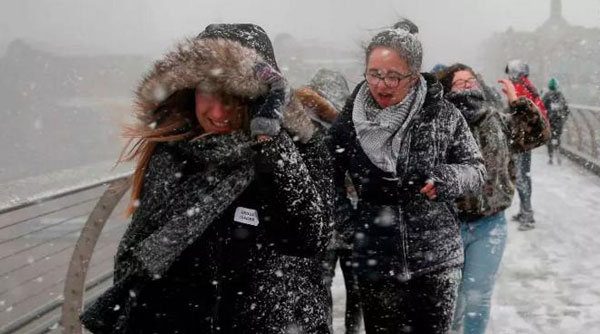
[{"left": 251, "top": 117, "right": 281, "bottom": 137}]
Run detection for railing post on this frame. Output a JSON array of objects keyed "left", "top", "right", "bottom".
[
  {"left": 564, "top": 117, "right": 574, "bottom": 146},
  {"left": 582, "top": 109, "right": 599, "bottom": 158},
  {"left": 559, "top": 104, "right": 600, "bottom": 176},
  {"left": 60, "top": 177, "right": 130, "bottom": 334},
  {"left": 571, "top": 109, "right": 585, "bottom": 152}
]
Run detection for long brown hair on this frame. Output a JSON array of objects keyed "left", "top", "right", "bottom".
[
  {"left": 120, "top": 89, "right": 251, "bottom": 216},
  {"left": 120, "top": 89, "right": 200, "bottom": 216},
  {"left": 435, "top": 63, "right": 478, "bottom": 93}
]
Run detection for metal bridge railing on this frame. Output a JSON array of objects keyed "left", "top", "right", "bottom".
[
  {"left": 0, "top": 173, "right": 131, "bottom": 334},
  {"left": 561, "top": 104, "right": 600, "bottom": 175}
]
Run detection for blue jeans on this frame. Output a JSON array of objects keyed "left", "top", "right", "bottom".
[{"left": 452, "top": 212, "right": 508, "bottom": 334}]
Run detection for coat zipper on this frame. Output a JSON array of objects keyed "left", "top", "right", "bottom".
[
  {"left": 398, "top": 206, "right": 411, "bottom": 281},
  {"left": 398, "top": 130, "right": 413, "bottom": 282},
  {"left": 211, "top": 234, "right": 224, "bottom": 333}
]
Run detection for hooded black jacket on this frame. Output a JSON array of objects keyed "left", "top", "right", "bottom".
[{"left": 81, "top": 29, "right": 333, "bottom": 334}]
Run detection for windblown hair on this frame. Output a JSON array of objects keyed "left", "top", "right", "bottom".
[
  {"left": 120, "top": 89, "right": 251, "bottom": 216},
  {"left": 365, "top": 19, "right": 423, "bottom": 74},
  {"left": 119, "top": 89, "right": 200, "bottom": 216},
  {"left": 435, "top": 63, "right": 477, "bottom": 93},
  {"left": 118, "top": 32, "right": 269, "bottom": 217}
]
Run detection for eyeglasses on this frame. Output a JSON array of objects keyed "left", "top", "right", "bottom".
[
  {"left": 364, "top": 71, "right": 413, "bottom": 88},
  {"left": 451, "top": 78, "right": 479, "bottom": 89}
]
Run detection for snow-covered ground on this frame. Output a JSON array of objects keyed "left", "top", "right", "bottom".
[
  {"left": 490, "top": 148, "right": 600, "bottom": 334},
  {"left": 330, "top": 148, "right": 600, "bottom": 333}
]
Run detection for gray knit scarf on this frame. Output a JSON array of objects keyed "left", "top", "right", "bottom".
[{"left": 352, "top": 75, "right": 427, "bottom": 174}]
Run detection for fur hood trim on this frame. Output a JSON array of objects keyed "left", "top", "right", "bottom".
[{"left": 135, "top": 38, "right": 269, "bottom": 116}]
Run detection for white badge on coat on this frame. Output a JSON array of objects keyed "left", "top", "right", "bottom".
[{"left": 234, "top": 207, "right": 260, "bottom": 226}]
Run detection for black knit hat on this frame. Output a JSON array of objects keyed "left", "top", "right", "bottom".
[{"left": 197, "top": 23, "right": 279, "bottom": 71}]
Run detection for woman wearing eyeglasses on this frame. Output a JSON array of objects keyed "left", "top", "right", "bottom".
[
  {"left": 436, "top": 63, "right": 549, "bottom": 334},
  {"left": 328, "top": 19, "right": 485, "bottom": 334}
]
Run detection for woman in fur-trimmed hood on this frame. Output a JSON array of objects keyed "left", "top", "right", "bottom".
[{"left": 80, "top": 23, "right": 334, "bottom": 334}]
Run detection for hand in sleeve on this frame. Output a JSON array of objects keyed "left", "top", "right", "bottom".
[{"left": 250, "top": 62, "right": 287, "bottom": 139}]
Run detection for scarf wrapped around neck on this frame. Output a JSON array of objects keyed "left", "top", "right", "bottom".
[
  {"left": 135, "top": 131, "right": 257, "bottom": 278},
  {"left": 80, "top": 131, "right": 258, "bottom": 333},
  {"left": 352, "top": 75, "right": 427, "bottom": 174},
  {"left": 445, "top": 89, "right": 488, "bottom": 125}
]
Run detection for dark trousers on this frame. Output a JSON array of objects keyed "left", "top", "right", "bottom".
[
  {"left": 547, "top": 124, "right": 564, "bottom": 162},
  {"left": 322, "top": 249, "right": 362, "bottom": 334},
  {"left": 514, "top": 151, "right": 533, "bottom": 220},
  {"left": 357, "top": 267, "right": 461, "bottom": 334}
]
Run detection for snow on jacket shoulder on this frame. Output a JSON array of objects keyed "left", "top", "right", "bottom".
[
  {"left": 81, "top": 35, "right": 333, "bottom": 334},
  {"left": 456, "top": 97, "right": 549, "bottom": 221},
  {"left": 329, "top": 73, "right": 485, "bottom": 279}
]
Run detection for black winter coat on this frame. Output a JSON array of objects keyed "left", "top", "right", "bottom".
[
  {"left": 328, "top": 74, "right": 485, "bottom": 281},
  {"left": 116, "top": 133, "right": 333, "bottom": 334},
  {"left": 81, "top": 35, "right": 334, "bottom": 334},
  {"left": 542, "top": 90, "right": 570, "bottom": 135}
]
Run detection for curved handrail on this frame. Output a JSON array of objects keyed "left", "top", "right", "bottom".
[
  {"left": 59, "top": 177, "right": 131, "bottom": 334},
  {"left": 0, "top": 169, "right": 132, "bottom": 334},
  {"left": 560, "top": 104, "right": 600, "bottom": 175},
  {"left": 0, "top": 171, "right": 132, "bottom": 215},
  {"left": 575, "top": 110, "right": 598, "bottom": 158}
]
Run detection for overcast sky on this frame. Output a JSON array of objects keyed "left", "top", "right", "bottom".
[{"left": 1, "top": 0, "right": 599, "bottom": 68}]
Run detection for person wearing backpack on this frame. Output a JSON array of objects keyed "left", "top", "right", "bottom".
[{"left": 542, "top": 77, "right": 570, "bottom": 165}]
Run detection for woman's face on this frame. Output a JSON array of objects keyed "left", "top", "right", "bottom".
[
  {"left": 451, "top": 70, "right": 480, "bottom": 92},
  {"left": 195, "top": 90, "right": 245, "bottom": 134},
  {"left": 365, "top": 47, "right": 417, "bottom": 109}
]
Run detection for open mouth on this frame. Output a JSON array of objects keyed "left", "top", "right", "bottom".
[
  {"left": 208, "top": 118, "right": 232, "bottom": 131},
  {"left": 376, "top": 93, "right": 394, "bottom": 105}
]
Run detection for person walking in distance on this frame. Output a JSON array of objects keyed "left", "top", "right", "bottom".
[
  {"left": 542, "top": 77, "right": 570, "bottom": 165},
  {"left": 505, "top": 59, "right": 549, "bottom": 231}
]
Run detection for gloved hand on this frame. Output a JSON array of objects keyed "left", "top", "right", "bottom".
[{"left": 250, "top": 62, "right": 287, "bottom": 138}]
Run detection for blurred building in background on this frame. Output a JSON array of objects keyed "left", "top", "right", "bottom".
[{"left": 480, "top": 0, "right": 600, "bottom": 105}]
